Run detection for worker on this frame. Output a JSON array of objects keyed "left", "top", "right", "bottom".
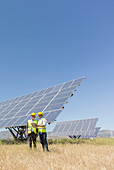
[
  {"left": 26, "top": 112, "right": 38, "bottom": 148},
  {"left": 36, "top": 112, "right": 49, "bottom": 152}
]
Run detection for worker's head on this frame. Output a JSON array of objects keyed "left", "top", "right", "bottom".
[
  {"left": 31, "top": 112, "right": 36, "bottom": 120},
  {"left": 38, "top": 112, "right": 43, "bottom": 118}
]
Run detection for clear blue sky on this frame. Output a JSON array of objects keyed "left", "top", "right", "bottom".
[{"left": 0, "top": 0, "right": 114, "bottom": 131}]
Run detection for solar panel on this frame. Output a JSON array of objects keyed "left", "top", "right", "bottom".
[
  {"left": 0, "top": 131, "right": 12, "bottom": 139},
  {"left": 93, "top": 127, "right": 101, "bottom": 137},
  {"left": 0, "top": 77, "right": 85, "bottom": 129},
  {"left": 50, "top": 118, "right": 99, "bottom": 138}
]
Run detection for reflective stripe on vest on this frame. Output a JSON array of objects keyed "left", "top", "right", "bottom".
[
  {"left": 27, "top": 119, "right": 37, "bottom": 134},
  {"left": 38, "top": 118, "right": 46, "bottom": 133}
]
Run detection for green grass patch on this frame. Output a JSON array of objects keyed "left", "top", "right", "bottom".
[
  {"left": 47, "top": 138, "right": 114, "bottom": 146},
  {"left": 0, "top": 138, "right": 114, "bottom": 146}
]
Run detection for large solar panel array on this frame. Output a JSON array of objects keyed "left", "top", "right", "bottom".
[
  {"left": 0, "top": 77, "right": 85, "bottom": 129},
  {"left": 50, "top": 118, "right": 100, "bottom": 138}
]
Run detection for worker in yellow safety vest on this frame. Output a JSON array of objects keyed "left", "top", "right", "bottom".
[
  {"left": 36, "top": 112, "right": 49, "bottom": 151},
  {"left": 26, "top": 112, "right": 38, "bottom": 148}
]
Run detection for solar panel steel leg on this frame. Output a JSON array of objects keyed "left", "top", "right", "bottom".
[
  {"left": 73, "top": 135, "right": 76, "bottom": 138},
  {"left": 8, "top": 128, "right": 17, "bottom": 140},
  {"left": 77, "top": 135, "right": 81, "bottom": 139},
  {"left": 69, "top": 135, "right": 73, "bottom": 139}
]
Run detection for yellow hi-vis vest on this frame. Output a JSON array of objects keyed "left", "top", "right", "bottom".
[
  {"left": 38, "top": 118, "right": 46, "bottom": 133},
  {"left": 27, "top": 119, "right": 37, "bottom": 134}
]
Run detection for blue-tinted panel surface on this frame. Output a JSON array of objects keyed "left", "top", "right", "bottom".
[
  {"left": 0, "top": 77, "right": 85, "bottom": 128},
  {"left": 46, "top": 110, "right": 62, "bottom": 122},
  {"left": 50, "top": 118, "right": 99, "bottom": 138}
]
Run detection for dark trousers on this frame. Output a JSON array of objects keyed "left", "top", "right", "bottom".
[
  {"left": 39, "top": 132, "right": 49, "bottom": 151},
  {"left": 28, "top": 132, "right": 37, "bottom": 148}
]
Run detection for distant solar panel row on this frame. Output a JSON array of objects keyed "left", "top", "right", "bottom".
[
  {"left": 93, "top": 127, "right": 101, "bottom": 138},
  {"left": 69, "top": 127, "right": 100, "bottom": 138},
  {"left": 50, "top": 118, "right": 100, "bottom": 138},
  {"left": 0, "top": 77, "right": 85, "bottom": 128},
  {"left": 0, "top": 131, "right": 12, "bottom": 140}
]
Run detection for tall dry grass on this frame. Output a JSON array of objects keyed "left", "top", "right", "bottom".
[{"left": 0, "top": 139, "right": 114, "bottom": 170}]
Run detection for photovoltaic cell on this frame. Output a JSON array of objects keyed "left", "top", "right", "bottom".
[{"left": 0, "top": 77, "right": 85, "bottom": 128}]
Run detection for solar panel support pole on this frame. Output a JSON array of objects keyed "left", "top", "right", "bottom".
[
  {"left": 8, "top": 126, "right": 27, "bottom": 140},
  {"left": 8, "top": 128, "right": 17, "bottom": 140}
]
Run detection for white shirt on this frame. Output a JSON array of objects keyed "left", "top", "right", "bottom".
[
  {"left": 31, "top": 119, "right": 34, "bottom": 123},
  {"left": 38, "top": 118, "right": 47, "bottom": 126}
]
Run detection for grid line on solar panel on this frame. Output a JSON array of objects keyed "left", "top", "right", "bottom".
[
  {"left": 52, "top": 125, "right": 59, "bottom": 134},
  {"left": 0, "top": 104, "right": 11, "bottom": 114},
  {"left": 43, "top": 103, "right": 64, "bottom": 112},
  {"left": 71, "top": 78, "right": 84, "bottom": 87},
  {"left": 81, "top": 121, "right": 90, "bottom": 131},
  {"left": 43, "top": 89, "right": 75, "bottom": 113},
  {"left": 14, "top": 94, "right": 45, "bottom": 118},
  {"left": 86, "top": 119, "right": 91, "bottom": 131},
  {"left": 93, "top": 127, "right": 100, "bottom": 137},
  {"left": 0, "top": 119, "right": 11, "bottom": 128},
  {"left": 79, "top": 121, "right": 85, "bottom": 131},
  {"left": 12, "top": 116, "right": 29, "bottom": 127},
  {"left": 11, "top": 93, "right": 54, "bottom": 119},
  {"left": 60, "top": 86, "right": 77, "bottom": 94},
  {"left": 69, "top": 79, "right": 75, "bottom": 87},
  {"left": 87, "top": 119, "right": 98, "bottom": 130},
  {"left": 74, "top": 121, "right": 82, "bottom": 131},
  {"left": 1, "top": 99, "right": 26, "bottom": 115},
  {"left": 5, "top": 117, "right": 19, "bottom": 127},
  {"left": 47, "top": 110, "right": 62, "bottom": 122},
  {"left": 2, "top": 97, "right": 33, "bottom": 120},
  {"left": 11, "top": 115, "right": 30, "bottom": 127},
  {"left": 42, "top": 82, "right": 66, "bottom": 112},
  {"left": 51, "top": 84, "right": 63, "bottom": 93},
  {"left": 68, "top": 122, "right": 75, "bottom": 132},
  {"left": 72, "top": 121, "right": 79, "bottom": 132}
]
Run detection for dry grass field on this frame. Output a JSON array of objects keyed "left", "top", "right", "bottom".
[{"left": 0, "top": 138, "right": 114, "bottom": 170}]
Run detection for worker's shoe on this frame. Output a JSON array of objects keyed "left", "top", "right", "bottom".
[
  {"left": 46, "top": 149, "right": 49, "bottom": 152},
  {"left": 45, "top": 145, "right": 49, "bottom": 152},
  {"left": 42, "top": 145, "right": 45, "bottom": 151}
]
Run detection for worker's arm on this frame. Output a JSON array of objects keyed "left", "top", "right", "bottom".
[
  {"left": 36, "top": 125, "right": 45, "bottom": 127},
  {"left": 36, "top": 119, "right": 47, "bottom": 127}
]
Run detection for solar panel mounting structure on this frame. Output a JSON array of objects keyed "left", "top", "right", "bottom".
[
  {"left": 50, "top": 118, "right": 100, "bottom": 139},
  {"left": 0, "top": 77, "right": 85, "bottom": 140}
]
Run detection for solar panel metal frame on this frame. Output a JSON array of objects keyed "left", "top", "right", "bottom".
[{"left": 0, "top": 77, "right": 85, "bottom": 129}]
